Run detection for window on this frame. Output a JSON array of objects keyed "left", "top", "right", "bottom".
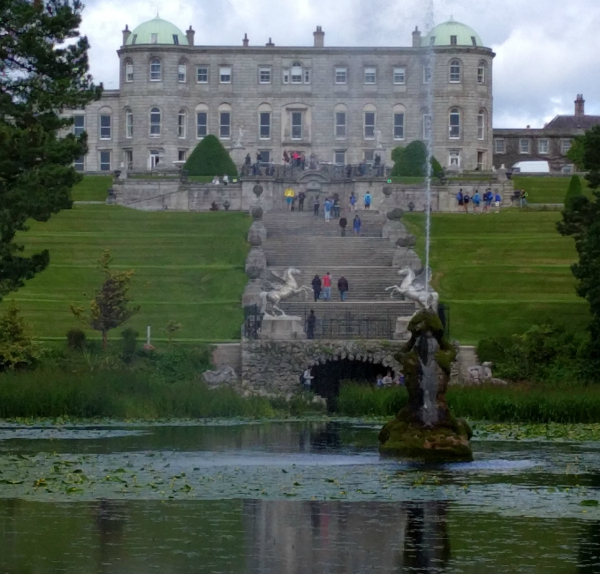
[
  {"left": 291, "top": 62, "right": 302, "bottom": 84},
  {"left": 538, "top": 139, "right": 549, "bottom": 154},
  {"left": 364, "top": 112, "right": 376, "bottom": 139},
  {"left": 364, "top": 150, "right": 375, "bottom": 162},
  {"left": 471, "top": 36, "right": 477, "bottom": 47},
  {"left": 149, "top": 150, "right": 160, "bottom": 168},
  {"left": 423, "top": 65, "right": 432, "bottom": 84},
  {"left": 125, "top": 60, "right": 133, "bottom": 82},
  {"left": 196, "top": 111, "right": 208, "bottom": 138},
  {"left": 364, "top": 67, "right": 376, "bottom": 84},
  {"left": 282, "top": 69, "right": 290, "bottom": 84},
  {"left": 259, "top": 112, "right": 271, "bottom": 139},
  {"left": 291, "top": 112, "right": 302, "bottom": 139},
  {"left": 335, "top": 67, "right": 347, "bottom": 84},
  {"left": 150, "top": 33, "right": 158, "bottom": 44},
  {"left": 124, "top": 150, "right": 133, "bottom": 170},
  {"left": 304, "top": 69, "right": 311, "bottom": 84},
  {"left": 258, "top": 150, "right": 271, "bottom": 164},
  {"left": 562, "top": 165, "right": 574, "bottom": 174},
  {"left": 495, "top": 139, "right": 505, "bottom": 154},
  {"left": 220, "top": 67, "right": 232, "bottom": 84},
  {"left": 561, "top": 139, "right": 572, "bottom": 154},
  {"left": 74, "top": 156, "right": 84, "bottom": 172},
  {"left": 449, "top": 59, "right": 461, "bottom": 83},
  {"left": 100, "top": 114, "right": 111, "bottom": 140},
  {"left": 172, "top": 35, "right": 179, "bottom": 45},
  {"left": 220, "top": 112, "right": 231, "bottom": 138},
  {"left": 178, "top": 110, "right": 187, "bottom": 138},
  {"left": 449, "top": 108, "right": 461, "bottom": 139},
  {"left": 450, "top": 35, "right": 457, "bottom": 46},
  {"left": 335, "top": 112, "right": 346, "bottom": 138},
  {"left": 449, "top": 151, "right": 461, "bottom": 167},
  {"left": 99, "top": 151, "right": 111, "bottom": 171},
  {"left": 423, "top": 114, "right": 432, "bottom": 141},
  {"left": 178, "top": 63, "right": 187, "bottom": 83},
  {"left": 178, "top": 150, "right": 187, "bottom": 161},
  {"left": 477, "top": 151, "right": 485, "bottom": 171},
  {"left": 394, "top": 113, "right": 405, "bottom": 140},
  {"left": 197, "top": 67, "right": 208, "bottom": 83},
  {"left": 429, "top": 36, "right": 436, "bottom": 46},
  {"left": 478, "top": 61, "right": 486, "bottom": 84},
  {"left": 393, "top": 67, "right": 406, "bottom": 85},
  {"left": 334, "top": 150, "right": 346, "bottom": 165},
  {"left": 131, "top": 34, "right": 137, "bottom": 45},
  {"left": 520, "top": 139, "right": 530, "bottom": 154},
  {"left": 150, "top": 107, "right": 161, "bottom": 137},
  {"left": 150, "top": 58, "right": 161, "bottom": 81},
  {"left": 125, "top": 109, "right": 133, "bottom": 138},
  {"left": 477, "top": 110, "right": 486, "bottom": 140},
  {"left": 259, "top": 68, "right": 271, "bottom": 84},
  {"left": 73, "top": 115, "right": 85, "bottom": 136}
]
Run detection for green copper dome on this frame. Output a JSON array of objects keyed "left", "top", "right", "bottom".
[
  {"left": 126, "top": 16, "right": 187, "bottom": 46},
  {"left": 423, "top": 19, "right": 483, "bottom": 48}
]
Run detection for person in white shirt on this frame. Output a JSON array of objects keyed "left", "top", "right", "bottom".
[
  {"left": 302, "top": 368, "right": 314, "bottom": 391},
  {"left": 222, "top": 174, "right": 229, "bottom": 185},
  {"left": 212, "top": 175, "right": 220, "bottom": 185}
]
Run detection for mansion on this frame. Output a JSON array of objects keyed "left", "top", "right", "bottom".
[{"left": 77, "top": 16, "right": 495, "bottom": 173}]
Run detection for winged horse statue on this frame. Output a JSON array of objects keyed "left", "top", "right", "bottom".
[
  {"left": 385, "top": 267, "right": 439, "bottom": 310},
  {"left": 259, "top": 268, "right": 312, "bottom": 316}
]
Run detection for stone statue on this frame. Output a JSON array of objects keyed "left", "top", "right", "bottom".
[
  {"left": 234, "top": 126, "right": 244, "bottom": 148},
  {"left": 259, "top": 268, "right": 311, "bottom": 317},
  {"left": 385, "top": 268, "right": 439, "bottom": 310},
  {"left": 379, "top": 310, "right": 473, "bottom": 461},
  {"left": 376, "top": 130, "right": 383, "bottom": 149},
  {"left": 203, "top": 366, "right": 237, "bottom": 386}
]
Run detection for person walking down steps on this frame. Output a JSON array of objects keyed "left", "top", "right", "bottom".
[
  {"left": 353, "top": 214, "right": 362, "bottom": 236},
  {"left": 311, "top": 274, "right": 322, "bottom": 302}
]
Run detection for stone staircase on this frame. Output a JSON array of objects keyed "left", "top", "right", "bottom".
[{"left": 264, "top": 211, "right": 385, "bottom": 238}]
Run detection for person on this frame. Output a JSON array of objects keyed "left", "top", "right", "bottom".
[
  {"left": 472, "top": 190, "right": 481, "bottom": 214},
  {"left": 323, "top": 197, "right": 332, "bottom": 222},
  {"left": 463, "top": 191, "right": 471, "bottom": 213},
  {"left": 332, "top": 195, "right": 340, "bottom": 218},
  {"left": 209, "top": 201, "right": 219, "bottom": 211},
  {"left": 339, "top": 216, "right": 348, "bottom": 237},
  {"left": 222, "top": 174, "right": 229, "bottom": 186},
  {"left": 337, "top": 276, "right": 349, "bottom": 301},
  {"left": 291, "top": 195, "right": 297, "bottom": 211},
  {"left": 306, "top": 311, "right": 316, "bottom": 341},
  {"left": 285, "top": 189, "right": 294, "bottom": 211},
  {"left": 494, "top": 191, "right": 502, "bottom": 213},
  {"left": 300, "top": 152, "right": 306, "bottom": 170},
  {"left": 311, "top": 275, "right": 322, "bottom": 302},
  {"left": 353, "top": 214, "right": 362, "bottom": 236},
  {"left": 382, "top": 371, "right": 393, "bottom": 386},
  {"left": 376, "top": 374, "right": 384, "bottom": 388},
  {"left": 484, "top": 188, "right": 492, "bottom": 212},
  {"left": 298, "top": 190, "right": 306, "bottom": 211},
  {"left": 349, "top": 192, "right": 357, "bottom": 213},
  {"left": 302, "top": 366, "right": 314, "bottom": 389},
  {"left": 313, "top": 195, "right": 320, "bottom": 217},
  {"left": 283, "top": 150, "right": 290, "bottom": 164},
  {"left": 358, "top": 161, "right": 365, "bottom": 176},
  {"left": 364, "top": 191, "right": 372, "bottom": 210},
  {"left": 212, "top": 175, "right": 220, "bottom": 185},
  {"left": 346, "top": 164, "right": 352, "bottom": 178},
  {"left": 456, "top": 188, "right": 464, "bottom": 212},
  {"left": 322, "top": 272, "right": 332, "bottom": 301},
  {"left": 520, "top": 190, "right": 529, "bottom": 208},
  {"left": 245, "top": 153, "right": 251, "bottom": 167}
]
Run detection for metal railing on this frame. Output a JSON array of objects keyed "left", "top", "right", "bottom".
[
  {"left": 239, "top": 162, "right": 390, "bottom": 181},
  {"left": 304, "top": 308, "right": 394, "bottom": 340}
]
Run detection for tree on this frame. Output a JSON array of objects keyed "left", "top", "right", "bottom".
[
  {"left": 71, "top": 251, "right": 140, "bottom": 349},
  {"left": 391, "top": 141, "right": 442, "bottom": 178},
  {"left": 0, "top": 301, "right": 39, "bottom": 370},
  {"left": 557, "top": 126, "right": 600, "bottom": 361},
  {"left": 184, "top": 134, "right": 238, "bottom": 177},
  {"left": 564, "top": 174, "right": 583, "bottom": 207},
  {"left": 0, "top": 0, "right": 101, "bottom": 301}
]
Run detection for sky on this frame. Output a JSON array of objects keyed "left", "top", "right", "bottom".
[{"left": 78, "top": 0, "right": 600, "bottom": 128}]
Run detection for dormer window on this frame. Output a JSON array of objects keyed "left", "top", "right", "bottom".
[
  {"left": 429, "top": 36, "right": 436, "bottom": 46},
  {"left": 173, "top": 35, "right": 179, "bottom": 45},
  {"left": 131, "top": 34, "right": 137, "bottom": 45},
  {"left": 450, "top": 35, "right": 457, "bottom": 46},
  {"left": 291, "top": 62, "right": 303, "bottom": 84},
  {"left": 471, "top": 36, "right": 477, "bottom": 46},
  {"left": 151, "top": 33, "right": 158, "bottom": 44}
]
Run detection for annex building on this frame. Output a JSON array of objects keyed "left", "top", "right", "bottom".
[{"left": 77, "top": 16, "right": 495, "bottom": 174}]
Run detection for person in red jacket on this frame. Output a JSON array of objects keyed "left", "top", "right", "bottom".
[{"left": 322, "top": 272, "right": 332, "bottom": 301}]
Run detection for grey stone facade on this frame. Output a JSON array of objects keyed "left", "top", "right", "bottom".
[{"left": 75, "top": 19, "right": 494, "bottom": 175}]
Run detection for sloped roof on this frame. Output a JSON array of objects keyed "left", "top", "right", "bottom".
[{"left": 545, "top": 115, "right": 600, "bottom": 130}]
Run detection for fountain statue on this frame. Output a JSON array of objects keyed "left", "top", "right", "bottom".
[
  {"left": 385, "top": 267, "right": 439, "bottom": 310},
  {"left": 379, "top": 309, "right": 473, "bottom": 461},
  {"left": 259, "top": 268, "right": 311, "bottom": 317}
]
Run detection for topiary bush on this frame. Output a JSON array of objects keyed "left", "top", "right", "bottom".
[
  {"left": 66, "top": 329, "right": 86, "bottom": 351},
  {"left": 391, "top": 140, "right": 442, "bottom": 178},
  {"left": 564, "top": 174, "right": 583, "bottom": 207},
  {"left": 184, "top": 134, "right": 238, "bottom": 177}
]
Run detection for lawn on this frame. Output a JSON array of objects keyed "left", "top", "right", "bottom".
[
  {"left": 1, "top": 204, "right": 250, "bottom": 342},
  {"left": 404, "top": 210, "right": 589, "bottom": 344},
  {"left": 71, "top": 175, "right": 112, "bottom": 201},
  {"left": 512, "top": 175, "right": 590, "bottom": 204}
]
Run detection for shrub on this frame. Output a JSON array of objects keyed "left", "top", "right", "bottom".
[
  {"left": 391, "top": 140, "right": 442, "bottom": 178},
  {"left": 152, "top": 346, "right": 212, "bottom": 383},
  {"left": 0, "top": 302, "right": 40, "bottom": 370},
  {"left": 66, "top": 329, "right": 86, "bottom": 351},
  {"left": 120, "top": 328, "right": 138, "bottom": 363},
  {"left": 184, "top": 134, "right": 238, "bottom": 177},
  {"left": 564, "top": 174, "right": 583, "bottom": 207}
]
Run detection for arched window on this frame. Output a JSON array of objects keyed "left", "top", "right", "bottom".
[
  {"left": 195, "top": 103, "right": 209, "bottom": 138},
  {"left": 477, "top": 109, "right": 486, "bottom": 140},
  {"left": 178, "top": 109, "right": 187, "bottom": 138},
  {"left": 393, "top": 104, "right": 406, "bottom": 141},
  {"left": 124, "top": 59, "right": 133, "bottom": 83},
  {"left": 449, "top": 108, "right": 461, "bottom": 139},
  {"left": 449, "top": 59, "right": 461, "bottom": 83},
  {"left": 334, "top": 103, "right": 347, "bottom": 139},
  {"left": 363, "top": 104, "right": 376, "bottom": 140},
  {"left": 150, "top": 58, "right": 161, "bottom": 82},
  {"left": 125, "top": 108, "right": 133, "bottom": 138},
  {"left": 258, "top": 103, "right": 272, "bottom": 140},
  {"left": 178, "top": 60, "right": 187, "bottom": 83},
  {"left": 477, "top": 61, "right": 487, "bottom": 85},
  {"left": 150, "top": 107, "right": 161, "bottom": 137},
  {"left": 219, "top": 103, "right": 231, "bottom": 139}
]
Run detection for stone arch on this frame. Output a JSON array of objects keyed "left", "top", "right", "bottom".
[{"left": 296, "top": 171, "right": 331, "bottom": 184}]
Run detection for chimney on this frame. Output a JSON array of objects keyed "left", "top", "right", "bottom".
[
  {"left": 186, "top": 26, "right": 195, "bottom": 46},
  {"left": 266, "top": 37, "right": 275, "bottom": 47},
  {"left": 243, "top": 33, "right": 249, "bottom": 47},
  {"left": 575, "top": 94, "right": 585, "bottom": 116},
  {"left": 412, "top": 26, "right": 421, "bottom": 48},
  {"left": 122, "top": 25, "right": 131, "bottom": 46},
  {"left": 313, "top": 25, "right": 325, "bottom": 48}
]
